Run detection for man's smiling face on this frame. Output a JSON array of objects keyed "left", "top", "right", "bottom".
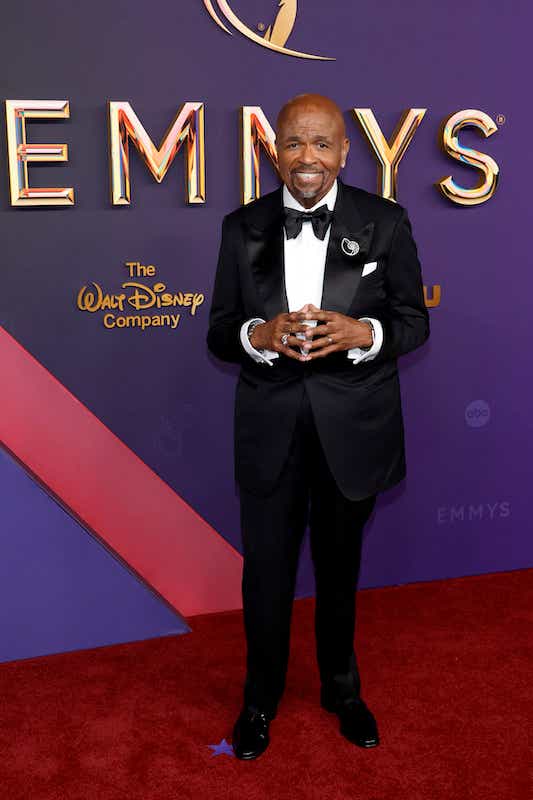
[{"left": 276, "top": 96, "right": 349, "bottom": 208}]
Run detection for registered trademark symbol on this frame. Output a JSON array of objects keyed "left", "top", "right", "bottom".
[
  {"left": 496, "top": 114, "right": 506, "bottom": 124},
  {"left": 257, "top": 21, "right": 266, "bottom": 31}
]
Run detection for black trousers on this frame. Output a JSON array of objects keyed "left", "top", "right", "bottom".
[{"left": 239, "top": 386, "right": 376, "bottom": 716}]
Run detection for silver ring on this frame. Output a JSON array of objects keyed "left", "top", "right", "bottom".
[
  {"left": 281, "top": 333, "right": 289, "bottom": 346},
  {"left": 327, "top": 336, "right": 333, "bottom": 344}
]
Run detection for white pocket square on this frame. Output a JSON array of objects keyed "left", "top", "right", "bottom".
[{"left": 361, "top": 261, "right": 377, "bottom": 277}]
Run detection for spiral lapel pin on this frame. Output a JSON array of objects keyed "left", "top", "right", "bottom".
[{"left": 341, "top": 237, "right": 360, "bottom": 257}]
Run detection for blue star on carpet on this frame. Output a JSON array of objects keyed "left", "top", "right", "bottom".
[{"left": 208, "top": 738, "right": 235, "bottom": 757}]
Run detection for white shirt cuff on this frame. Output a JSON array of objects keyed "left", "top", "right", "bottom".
[
  {"left": 347, "top": 318, "right": 383, "bottom": 365},
  {"left": 239, "top": 318, "right": 279, "bottom": 365}
]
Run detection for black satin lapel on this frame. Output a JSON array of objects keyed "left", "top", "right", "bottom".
[
  {"left": 247, "top": 219, "right": 288, "bottom": 319},
  {"left": 321, "top": 185, "right": 374, "bottom": 315}
]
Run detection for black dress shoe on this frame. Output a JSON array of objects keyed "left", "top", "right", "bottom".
[
  {"left": 232, "top": 707, "right": 272, "bottom": 760},
  {"left": 321, "top": 693, "right": 380, "bottom": 748}
]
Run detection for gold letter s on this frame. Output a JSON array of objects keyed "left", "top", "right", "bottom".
[{"left": 437, "top": 109, "right": 499, "bottom": 205}]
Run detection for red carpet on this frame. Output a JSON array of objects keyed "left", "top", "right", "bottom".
[{"left": 1, "top": 570, "right": 531, "bottom": 800}]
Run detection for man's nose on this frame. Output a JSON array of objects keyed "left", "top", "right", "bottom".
[{"left": 299, "top": 143, "right": 316, "bottom": 165}]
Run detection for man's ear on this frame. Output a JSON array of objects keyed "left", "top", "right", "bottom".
[{"left": 341, "top": 137, "right": 350, "bottom": 168}]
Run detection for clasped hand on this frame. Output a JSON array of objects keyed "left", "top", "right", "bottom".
[{"left": 249, "top": 304, "right": 373, "bottom": 362}]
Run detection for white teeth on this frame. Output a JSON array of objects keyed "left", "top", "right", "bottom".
[{"left": 295, "top": 172, "right": 320, "bottom": 182}]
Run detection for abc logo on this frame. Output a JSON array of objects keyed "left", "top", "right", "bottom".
[{"left": 465, "top": 400, "right": 490, "bottom": 428}]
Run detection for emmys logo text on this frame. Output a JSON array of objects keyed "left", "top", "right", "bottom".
[{"left": 437, "top": 502, "right": 510, "bottom": 525}]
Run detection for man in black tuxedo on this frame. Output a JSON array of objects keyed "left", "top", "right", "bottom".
[{"left": 207, "top": 94, "right": 429, "bottom": 759}]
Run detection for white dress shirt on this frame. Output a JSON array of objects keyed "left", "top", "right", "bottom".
[{"left": 240, "top": 179, "right": 383, "bottom": 366}]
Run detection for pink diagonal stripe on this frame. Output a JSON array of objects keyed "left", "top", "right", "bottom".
[{"left": 0, "top": 326, "right": 243, "bottom": 617}]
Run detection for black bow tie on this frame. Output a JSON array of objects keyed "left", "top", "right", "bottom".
[{"left": 283, "top": 204, "right": 334, "bottom": 241}]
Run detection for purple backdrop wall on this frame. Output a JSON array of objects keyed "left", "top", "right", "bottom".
[{"left": 1, "top": 0, "right": 531, "bottom": 661}]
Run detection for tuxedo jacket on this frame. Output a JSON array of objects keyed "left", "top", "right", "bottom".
[{"left": 207, "top": 180, "right": 429, "bottom": 500}]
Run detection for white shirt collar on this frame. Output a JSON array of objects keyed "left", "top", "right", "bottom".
[{"left": 282, "top": 179, "right": 338, "bottom": 213}]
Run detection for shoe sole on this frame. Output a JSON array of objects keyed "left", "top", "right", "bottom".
[
  {"left": 342, "top": 733, "right": 380, "bottom": 748},
  {"left": 232, "top": 744, "right": 269, "bottom": 760}
]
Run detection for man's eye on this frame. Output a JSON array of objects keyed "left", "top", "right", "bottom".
[
  {"left": 317, "top": 142, "right": 328, "bottom": 149},
  {"left": 287, "top": 142, "right": 299, "bottom": 149}
]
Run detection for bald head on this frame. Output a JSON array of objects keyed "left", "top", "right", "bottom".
[
  {"left": 276, "top": 94, "right": 346, "bottom": 138},
  {"left": 275, "top": 94, "right": 349, "bottom": 208}
]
